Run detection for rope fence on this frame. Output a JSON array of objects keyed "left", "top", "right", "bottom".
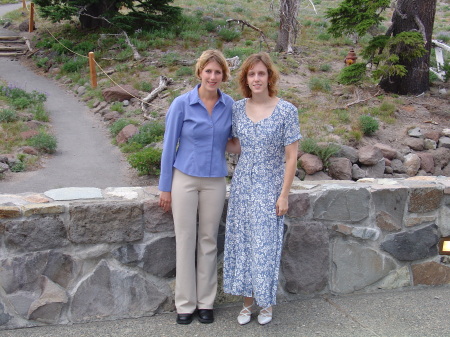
[{"left": 21, "top": 1, "right": 153, "bottom": 106}]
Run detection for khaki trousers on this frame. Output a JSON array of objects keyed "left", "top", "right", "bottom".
[{"left": 171, "top": 169, "right": 226, "bottom": 314}]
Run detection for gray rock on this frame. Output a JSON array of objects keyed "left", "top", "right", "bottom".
[
  {"left": 27, "top": 276, "right": 68, "bottom": 323},
  {"left": 404, "top": 137, "right": 424, "bottom": 151},
  {"left": 70, "top": 261, "right": 167, "bottom": 322},
  {"left": 358, "top": 145, "right": 384, "bottom": 165},
  {"left": 0, "top": 251, "right": 50, "bottom": 294},
  {"left": 142, "top": 236, "right": 176, "bottom": 277},
  {"left": 361, "top": 158, "right": 386, "bottom": 178},
  {"left": 68, "top": 202, "right": 144, "bottom": 244},
  {"left": 281, "top": 221, "right": 329, "bottom": 294},
  {"left": 0, "top": 162, "right": 9, "bottom": 173},
  {"left": 380, "top": 224, "right": 439, "bottom": 261},
  {"left": 424, "top": 138, "right": 437, "bottom": 150},
  {"left": 328, "top": 157, "right": 352, "bottom": 180},
  {"left": 404, "top": 153, "right": 421, "bottom": 176},
  {"left": 352, "top": 164, "right": 366, "bottom": 180},
  {"left": 391, "top": 158, "right": 406, "bottom": 173},
  {"left": 438, "top": 136, "right": 450, "bottom": 149},
  {"left": 374, "top": 143, "right": 397, "bottom": 160},
  {"left": 313, "top": 187, "right": 370, "bottom": 222},
  {"left": 144, "top": 198, "right": 174, "bottom": 233},
  {"left": 408, "top": 127, "right": 423, "bottom": 138},
  {"left": 287, "top": 193, "right": 311, "bottom": 218},
  {"left": 331, "top": 240, "right": 397, "bottom": 293},
  {"left": 337, "top": 145, "right": 359, "bottom": 164},
  {"left": 112, "top": 244, "right": 140, "bottom": 266},
  {"left": 0, "top": 300, "right": 12, "bottom": 326},
  {"left": 373, "top": 187, "right": 407, "bottom": 231},
  {"left": 5, "top": 216, "right": 68, "bottom": 251}
]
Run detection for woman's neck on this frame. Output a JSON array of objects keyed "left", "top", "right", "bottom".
[
  {"left": 198, "top": 85, "right": 219, "bottom": 101},
  {"left": 248, "top": 93, "right": 275, "bottom": 105}
]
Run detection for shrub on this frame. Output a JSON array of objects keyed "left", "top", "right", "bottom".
[
  {"left": 130, "top": 121, "right": 165, "bottom": 146},
  {"left": 308, "top": 77, "right": 331, "bottom": 92},
  {"left": 110, "top": 118, "right": 138, "bottom": 136},
  {"left": 359, "top": 115, "right": 379, "bottom": 135},
  {"left": 30, "top": 104, "right": 49, "bottom": 122},
  {"left": 300, "top": 138, "right": 340, "bottom": 168},
  {"left": 110, "top": 102, "right": 125, "bottom": 113},
  {"left": 0, "top": 108, "right": 17, "bottom": 122},
  {"left": 176, "top": 66, "right": 194, "bottom": 77},
  {"left": 62, "top": 57, "right": 86, "bottom": 73},
  {"left": 10, "top": 161, "right": 25, "bottom": 172},
  {"left": 127, "top": 147, "right": 162, "bottom": 175},
  {"left": 120, "top": 142, "right": 144, "bottom": 153},
  {"left": 218, "top": 28, "right": 241, "bottom": 42},
  {"left": 27, "top": 132, "right": 57, "bottom": 153}
]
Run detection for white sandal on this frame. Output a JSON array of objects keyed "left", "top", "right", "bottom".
[
  {"left": 257, "top": 306, "right": 272, "bottom": 325},
  {"left": 237, "top": 302, "right": 254, "bottom": 325}
]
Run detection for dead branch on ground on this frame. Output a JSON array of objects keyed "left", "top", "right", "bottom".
[
  {"left": 141, "top": 75, "right": 173, "bottom": 112},
  {"left": 342, "top": 88, "right": 383, "bottom": 109},
  {"left": 226, "top": 19, "right": 271, "bottom": 50}
]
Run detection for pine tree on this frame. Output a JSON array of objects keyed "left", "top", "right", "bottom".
[{"left": 34, "top": 0, "right": 181, "bottom": 31}]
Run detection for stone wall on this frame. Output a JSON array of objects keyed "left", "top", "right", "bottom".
[{"left": 0, "top": 177, "right": 449, "bottom": 330}]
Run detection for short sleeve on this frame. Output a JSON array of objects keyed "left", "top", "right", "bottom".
[{"left": 283, "top": 101, "right": 302, "bottom": 146}]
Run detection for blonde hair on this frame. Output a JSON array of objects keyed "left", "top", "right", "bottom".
[
  {"left": 195, "top": 49, "right": 230, "bottom": 82},
  {"left": 238, "top": 52, "right": 279, "bottom": 98}
]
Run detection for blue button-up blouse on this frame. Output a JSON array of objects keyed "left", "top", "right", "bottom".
[{"left": 158, "top": 84, "right": 234, "bottom": 192}]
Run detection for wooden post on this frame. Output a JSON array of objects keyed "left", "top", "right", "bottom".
[
  {"left": 28, "top": 3, "right": 34, "bottom": 33},
  {"left": 22, "top": 0, "right": 26, "bottom": 9},
  {"left": 89, "top": 52, "right": 97, "bottom": 88}
]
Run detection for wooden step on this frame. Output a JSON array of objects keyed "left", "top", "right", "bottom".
[{"left": 0, "top": 36, "right": 23, "bottom": 41}]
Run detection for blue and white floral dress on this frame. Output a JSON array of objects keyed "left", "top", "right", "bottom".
[{"left": 223, "top": 98, "right": 301, "bottom": 307}]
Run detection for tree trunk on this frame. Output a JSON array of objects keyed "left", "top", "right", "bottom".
[
  {"left": 379, "top": 0, "right": 437, "bottom": 95},
  {"left": 79, "top": 1, "right": 120, "bottom": 29},
  {"left": 276, "top": 0, "right": 299, "bottom": 53}
]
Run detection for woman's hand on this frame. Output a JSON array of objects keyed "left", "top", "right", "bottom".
[
  {"left": 159, "top": 191, "right": 172, "bottom": 212},
  {"left": 276, "top": 196, "right": 288, "bottom": 216}
]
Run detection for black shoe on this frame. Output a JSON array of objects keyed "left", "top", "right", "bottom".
[
  {"left": 176, "top": 313, "right": 193, "bottom": 325},
  {"left": 197, "top": 309, "right": 214, "bottom": 324}
]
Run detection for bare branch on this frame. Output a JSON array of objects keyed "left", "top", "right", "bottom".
[
  {"left": 343, "top": 89, "right": 383, "bottom": 109},
  {"left": 227, "top": 19, "right": 271, "bottom": 50},
  {"left": 141, "top": 76, "right": 173, "bottom": 111}
]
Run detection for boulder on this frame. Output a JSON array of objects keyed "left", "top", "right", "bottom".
[
  {"left": 299, "top": 153, "right": 323, "bottom": 175},
  {"left": 374, "top": 143, "right": 397, "bottom": 160},
  {"left": 417, "top": 152, "right": 434, "bottom": 173},
  {"left": 358, "top": 145, "right": 383, "bottom": 165},
  {"left": 102, "top": 85, "right": 140, "bottom": 102},
  {"left": 328, "top": 157, "right": 352, "bottom": 180},
  {"left": 116, "top": 124, "right": 139, "bottom": 145}
]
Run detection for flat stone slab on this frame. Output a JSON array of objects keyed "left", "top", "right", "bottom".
[{"left": 44, "top": 187, "right": 103, "bottom": 201}]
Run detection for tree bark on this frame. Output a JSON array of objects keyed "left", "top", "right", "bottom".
[
  {"left": 276, "top": 0, "right": 299, "bottom": 53},
  {"left": 379, "top": 0, "right": 437, "bottom": 95}
]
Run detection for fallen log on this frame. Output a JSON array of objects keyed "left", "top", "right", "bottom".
[{"left": 141, "top": 75, "right": 173, "bottom": 111}]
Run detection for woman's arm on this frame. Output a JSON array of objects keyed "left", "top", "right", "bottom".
[
  {"left": 276, "top": 141, "right": 299, "bottom": 216},
  {"left": 226, "top": 137, "right": 241, "bottom": 154}
]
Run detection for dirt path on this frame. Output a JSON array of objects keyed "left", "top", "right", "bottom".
[{"left": 0, "top": 5, "right": 151, "bottom": 193}]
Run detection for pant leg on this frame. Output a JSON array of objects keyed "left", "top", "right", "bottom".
[
  {"left": 171, "top": 169, "right": 198, "bottom": 314},
  {"left": 196, "top": 176, "right": 226, "bottom": 309}
]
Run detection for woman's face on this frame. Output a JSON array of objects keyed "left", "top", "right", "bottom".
[
  {"left": 199, "top": 60, "right": 224, "bottom": 92},
  {"left": 246, "top": 61, "right": 269, "bottom": 95}
]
